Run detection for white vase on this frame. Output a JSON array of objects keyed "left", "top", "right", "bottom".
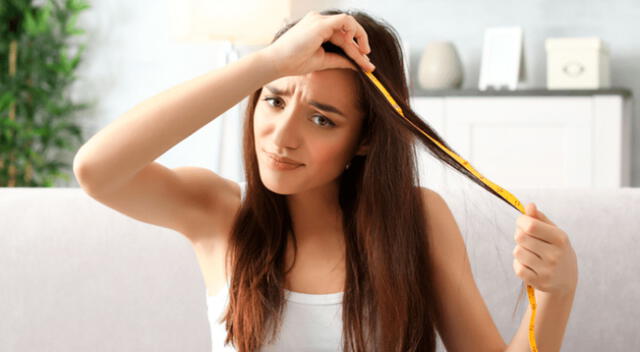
[{"left": 418, "top": 41, "right": 463, "bottom": 89}]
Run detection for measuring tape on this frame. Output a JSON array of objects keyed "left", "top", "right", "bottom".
[{"left": 363, "top": 70, "right": 538, "bottom": 352}]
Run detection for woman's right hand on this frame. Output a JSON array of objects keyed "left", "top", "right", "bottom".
[{"left": 260, "top": 11, "right": 375, "bottom": 78}]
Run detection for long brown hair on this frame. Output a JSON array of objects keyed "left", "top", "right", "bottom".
[{"left": 221, "top": 8, "right": 523, "bottom": 352}]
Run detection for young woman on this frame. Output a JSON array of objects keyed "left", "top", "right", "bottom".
[{"left": 73, "top": 9, "right": 578, "bottom": 352}]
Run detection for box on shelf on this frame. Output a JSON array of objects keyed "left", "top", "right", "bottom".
[{"left": 545, "top": 37, "right": 610, "bottom": 89}]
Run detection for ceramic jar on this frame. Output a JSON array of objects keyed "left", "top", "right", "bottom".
[{"left": 418, "top": 41, "right": 463, "bottom": 89}]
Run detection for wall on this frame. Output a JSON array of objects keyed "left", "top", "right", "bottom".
[{"left": 67, "top": 0, "right": 639, "bottom": 187}]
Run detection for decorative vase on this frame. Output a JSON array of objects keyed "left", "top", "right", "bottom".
[{"left": 418, "top": 41, "right": 464, "bottom": 89}]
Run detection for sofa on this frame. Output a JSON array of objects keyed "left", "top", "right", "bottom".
[{"left": 1, "top": 184, "right": 639, "bottom": 351}]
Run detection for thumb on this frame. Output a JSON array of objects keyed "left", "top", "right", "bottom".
[
  {"left": 320, "top": 52, "right": 360, "bottom": 72},
  {"left": 525, "top": 202, "right": 537, "bottom": 216},
  {"left": 527, "top": 202, "right": 556, "bottom": 226}
]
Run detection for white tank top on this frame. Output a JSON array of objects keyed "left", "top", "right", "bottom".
[{"left": 205, "top": 181, "right": 345, "bottom": 352}]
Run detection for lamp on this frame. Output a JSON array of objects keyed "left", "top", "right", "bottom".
[{"left": 167, "top": 0, "right": 337, "bottom": 180}]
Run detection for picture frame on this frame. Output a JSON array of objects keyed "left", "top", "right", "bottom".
[{"left": 478, "top": 26, "right": 524, "bottom": 90}]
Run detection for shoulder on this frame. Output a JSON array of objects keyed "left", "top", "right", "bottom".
[
  {"left": 417, "top": 186, "right": 455, "bottom": 231},
  {"left": 415, "top": 185, "right": 465, "bottom": 269},
  {"left": 415, "top": 186, "right": 507, "bottom": 351},
  {"left": 189, "top": 177, "right": 243, "bottom": 245},
  {"left": 416, "top": 185, "right": 467, "bottom": 273},
  {"left": 417, "top": 186, "right": 443, "bottom": 205}
]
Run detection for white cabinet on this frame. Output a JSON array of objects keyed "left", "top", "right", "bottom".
[{"left": 409, "top": 91, "right": 632, "bottom": 190}]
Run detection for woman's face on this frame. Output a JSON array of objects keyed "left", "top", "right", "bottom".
[{"left": 254, "top": 68, "right": 367, "bottom": 194}]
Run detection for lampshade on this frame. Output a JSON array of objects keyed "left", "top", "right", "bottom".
[{"left": 168, "top": 0, "right": 338, "bottom": 45}]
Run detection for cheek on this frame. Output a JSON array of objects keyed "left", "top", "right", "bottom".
[
  {"left": 253, "top": 111, "right": 270, "bottom": 138},
  {"left": 307, "top": 139, "right": 349, "bottom": 169}
]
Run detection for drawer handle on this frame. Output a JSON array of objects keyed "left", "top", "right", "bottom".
[{"left": 562, "top": 61, "right": 585, "bottom": 77}]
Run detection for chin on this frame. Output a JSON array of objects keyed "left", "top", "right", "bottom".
[
  {"left": 257, "top": 166, "right": 299, "bottom": 195},
  {"left": 260, "top": 178, "right": 299, "bottom": 195}
]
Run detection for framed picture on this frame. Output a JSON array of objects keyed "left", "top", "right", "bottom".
[{"left": 478, "top": 26, "right": 524, "bottom": 90}]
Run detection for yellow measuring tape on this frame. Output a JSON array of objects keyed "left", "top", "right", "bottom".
[{"left": 363, "top": 70, "right": 538, "bottom": 352}]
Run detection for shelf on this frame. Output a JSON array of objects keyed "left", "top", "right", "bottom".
[
  {"left": 409, "top": 87, "right": 632, "bottom": 98},
  {"left": 410, "top": 94, "right": 632, "bottom": 188}
]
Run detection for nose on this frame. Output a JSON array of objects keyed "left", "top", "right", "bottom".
[{"left": 270, "top": 103, "right": 304, "bottom": 150}]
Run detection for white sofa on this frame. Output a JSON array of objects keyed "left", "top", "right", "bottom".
[{"left": 1, "top": 185, "right": 639, "bottom": 351}]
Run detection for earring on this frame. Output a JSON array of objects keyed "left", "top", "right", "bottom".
[{"left": 345, "top": 162, "right": 351, "bottom": 170}]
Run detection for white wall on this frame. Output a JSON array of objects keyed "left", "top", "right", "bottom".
[
  {"left": 68, "top": 0, "right": 251, "bottom": 187},
  {"left": 66, "top": 0, "right": 640, "bottom": 187}
]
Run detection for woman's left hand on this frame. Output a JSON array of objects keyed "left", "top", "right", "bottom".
[{"left": 512, "top": 203, "right": 578, "bottom": 296}]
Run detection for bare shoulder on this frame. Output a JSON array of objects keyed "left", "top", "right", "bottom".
[
  {"left": 417, "top": 186, "right": 451, "bottom": 221},
  {"left": 187, "top": 172, "right": 242, "bottom": 247},
  {"left": 185, "top": 174, "right": 242, "bottom": 295},
  {"left": 417, "top": 186, "right": 441, "bottom": 203},
  {"left": 416, "top": 186, "right": 506, "bottom": 351},
  {"left": 416, "top": 185, "right": 463, "bottom": 265}
]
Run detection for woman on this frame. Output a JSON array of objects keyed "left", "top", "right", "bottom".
[{"left": 74, "top": 8, "right": 578, "bottom": 352}]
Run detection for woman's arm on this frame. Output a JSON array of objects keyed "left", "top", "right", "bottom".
[
  {"left": 505, "top": 287, "right": 576, "bottom": 352},
  {"left": 74, "top": 49, "right": 279, "bottom": 194},
  {"left": 420, "top": 187, "right": 577, "bottom": 352},
  {"left": 507, "top": 203, "right": 579, "bottom": 352}
]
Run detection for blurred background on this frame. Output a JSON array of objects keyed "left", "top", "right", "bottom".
[{"left": 1, "top": 0, "right": 638, "bottom": 189}]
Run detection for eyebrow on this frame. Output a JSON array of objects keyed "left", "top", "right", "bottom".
[{"left": 263, "top": 85, "right": 347, "bottom": 118}]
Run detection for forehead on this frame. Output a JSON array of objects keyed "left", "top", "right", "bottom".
[{"left": 263, "top": 69, "right": 361, "bottom": 114}]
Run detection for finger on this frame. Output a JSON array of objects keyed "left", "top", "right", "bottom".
[
  {"left": 328, "top": 15, "right": 374, "bottom": 72},
  {"left": 345, "top": 15, "right": 374, "bottom": 64},
  {"left": 516, "top": 215, "right": 557, "bottom": 245},
  {"left": 514, "top": 229, "right": 545, "bottom": 261},
  {"left": 513, "top": 258, "right": 537, "bottom": 284},
  {"left": 340, "top": 23, "right": 374, "bottom": 72},
  {"left": 322, "top": 52, "right": 359, "bottom": 72},
  {"left": 352, "top": 19, "right": 371, "bottom": 54},
  {"left": 513, "top": 243, "right": 543, "bottom": 270},
  {"left": 528, "top": 202, "right": 556, "bottom": 226},
  {"left": 341, "top": 24, "right": 363, "bottom": 51},
  {"left": 336, "top": 15, "right": 369, "bottom": 54},
  {"left": 338, "top": 13, "right": 371, "bottom": 54},
  {"left": 513, "top": 258, "right": 538, "bottom": 282},
  {"left": 536, "top": 209, "right": 557, "bottom": 227}
]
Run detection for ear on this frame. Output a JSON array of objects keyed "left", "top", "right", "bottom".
[
  {"left": 354, "top": 138, "right": 369, "bottom": 156},
  {"left": 354, "top": 120, "right": 370, "bottom": 156}
]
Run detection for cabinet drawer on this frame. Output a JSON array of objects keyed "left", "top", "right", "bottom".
[{"left": 410, "top": 95, "right": 630, "bottom": 190}]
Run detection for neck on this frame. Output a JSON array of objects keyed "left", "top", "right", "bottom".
[{"left": 286, "top": 180, "right": 344, "bottom": 243}]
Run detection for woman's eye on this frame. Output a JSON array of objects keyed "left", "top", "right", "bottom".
[
  {"left": 263, "top": 97, "right": 282, "bottom": 108},
  {"left": 311, "top": 115, "right": 335, "bottom": 127},
  {"left": 262, "top": 97, "right": 335, "bottom": 128}
]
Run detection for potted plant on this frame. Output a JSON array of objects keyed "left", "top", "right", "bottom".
[{"left": 1, "top": 0, "right": 92, "bottom": 187}]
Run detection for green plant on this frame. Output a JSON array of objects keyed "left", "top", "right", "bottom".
[{"left": 0, "top": 0, "right": 92, "bottom": 187}]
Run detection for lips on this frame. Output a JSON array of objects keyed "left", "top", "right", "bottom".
[{"left": 263, "top": 150, "right": 304, "bottom": 166}]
